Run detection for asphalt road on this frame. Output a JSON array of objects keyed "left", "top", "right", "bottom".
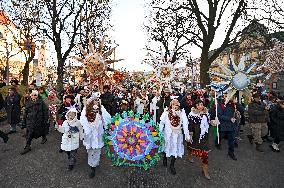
[{"left": 0, "top": 123, "right": 283, "bottom": 188}]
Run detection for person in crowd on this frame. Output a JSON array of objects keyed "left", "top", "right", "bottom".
[
  {"left": 156, "top": 88, "right": 172, "bottom": 122},
  {"left": 58, "top": 95, "right": 77, "bottom": 121},
  {"left": 180, "top": 89, "right": 194, "bottom": 116},
  {"left": 38, "top": 86, "right": 49, "bottom": 100},
  {"left": 248, "top": 93, "right": 269, "bottom": 152},
  {"left": 269, "top": 99, "right": 284, "bottom": 152},
  {"left": 216, "top": 96, "right": 238, "bottom": 160},
  {"left": 0, "top": 79, "right": 6, "bottom": 88},
  {"left": 74, "top": 89, "right": 86, "bottom": 112},
  {"left": 44, "top": 90, "right": 61, "bottom": 130},
  {"left": 150, "top": 89, "right": 160, "bottom": 124},
  {"left": 187, "top": 99, "right": 211, "bottom": 180},
  {"left": 80, "top": 93, "right": 111, "bottom": 178},
  {"left": 20, "top": 90, "right": 49, "bottom": 155},
  {"left": 134, "top": 92, "right": 145, "bottom": 115},
  {"left": 0, "top": 93, "right": 8, "bottom": 143},
  {"left": 100, "top": 85, "right": 114, "bottom": 115},
  {"left": 57, "top": 107, "right": 83, "bottom": 170},
  {"left": 159, "top": 99, "right": 190, "bottom": 175},
  {"left": 5, "top": 87, "right": 21, "bottom": 134}
]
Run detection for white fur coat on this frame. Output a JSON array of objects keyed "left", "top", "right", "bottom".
[{"left": 80, "top": 106, "right": 111, "bottom": 150}]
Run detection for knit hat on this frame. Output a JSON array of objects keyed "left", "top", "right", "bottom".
[{"left": 30, "top": 90, "right": 39, "bottom": 96}]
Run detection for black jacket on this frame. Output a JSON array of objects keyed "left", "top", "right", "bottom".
[
  {"left": 5, "top": 93, "right": 21, "bottom": 124},
  {"left": 25, "top": 99, "right": 49, "bottom": 139}
]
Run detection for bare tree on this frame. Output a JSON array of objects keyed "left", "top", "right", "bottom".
[
  {"left": 146, "top": 0, "right": 282, "bottom": 87},
  {"left": 144, "top": 0, "right": 196, "bottom": 63}
]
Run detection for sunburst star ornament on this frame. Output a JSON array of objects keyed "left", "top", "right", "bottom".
[
  {"left": 209, "top": 54, "right": 263, "bottom": 104},
  {"left": 146, "top": 47, "right": 178, "bottom": 89},
  {"left": 73, "top": 37, "right": 123, "bottom": 79}
]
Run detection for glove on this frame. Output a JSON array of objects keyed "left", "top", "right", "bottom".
[{"left": 185, "top": 134, "right": 193, "bottom": 143}]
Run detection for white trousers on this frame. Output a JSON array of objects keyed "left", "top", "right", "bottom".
[{"left": 87, "top": 148, "right": 101, "bottom": 167}]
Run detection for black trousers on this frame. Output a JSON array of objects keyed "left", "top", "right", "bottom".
[
  {"left": 0, "top": 130, "right": 8, "bottom": 141},
  {"left": 26, "top": 129, "right": 46, "bottom": 146}
]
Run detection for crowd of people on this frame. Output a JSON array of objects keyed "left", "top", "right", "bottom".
[{"left": 0, "top": 80, "right": 283, "bottom": 180}]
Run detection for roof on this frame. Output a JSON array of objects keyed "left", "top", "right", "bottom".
[{"left": 241, "top": 19, "right": 268, "bottom": 36}]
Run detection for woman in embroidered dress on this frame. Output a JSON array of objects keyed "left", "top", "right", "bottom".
[
  {"left": 187, "top": 99, "right": 211, "bottom": 180},
  {"left": 159, "top": 99, "right": 190, "bottom": 175},
  {"left": 80, "top": 93, "right": 111, "bottom": 178}
]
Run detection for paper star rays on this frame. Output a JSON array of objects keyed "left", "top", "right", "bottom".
[
  {"left": 146, "top": 47, "right": 178, "bottom": 82},
  {"left": 209, "top": 54, "right": 263, "bottom": 104},
  {"left": 73, "top": 37, "right": 123, "bottom": 79}
]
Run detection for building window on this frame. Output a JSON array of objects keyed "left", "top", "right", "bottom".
[{"left": 272, "top": 82, "right": 277, "bottom": 89}]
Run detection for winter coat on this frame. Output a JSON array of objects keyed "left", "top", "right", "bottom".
[
  {"left": 0, "top": 93, "right": 6, "bottom": 122},
  {"left": 100, "top": 91, "right": 114, "bottom": 115},
  {"left": 159, "top": 108, "right": 189, "bottom": 158},
  {"left": 25, "top": 99, "right": 49, "bottom": 139},
  {"left": 187, "top": 107, "right": 210, "bottom": 151},
  {"left": 180, "top": 96, "right": 194, "bottom": 116},
  {"left": 156, "top": 96, "right": 171, "bottom": 123},
  {"left": 270, "top": 105, "right": 284, "bottom": 141},
  {"left": 248, "top": 101, "right": 269, "bottom": 123},
  {"left": 80, "top": 105, "right": 111, "bottom": 150},
  {"left": 5, "top": 92, "right": 21, "bottom": 124},
  {"left": 217, "top": 103, "right": 237, "bottom": 132},
  {"left": 58, "top": 111, "right": 83, "bottom": 151}
]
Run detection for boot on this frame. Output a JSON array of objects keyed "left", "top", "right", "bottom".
[
  {"left": 169, "top": 156, "right": 176, "bottom": 175},
  {"left": 187, "top": 151, "right": 194, "bottom": 163},
  {"left": 247, "top": 135, "right": 253, "bottom": 145},
  {"left": 202, "top": 163, "right": 211, "bottom": 180},
  {"left": 255, "top": 143, "right": 264, "bottom": 152},
  {"left": 20, "top": 145, "right": 31, "bottom": 155},
  {"left": 41, "top": 136, "right": 47, "bottom": 144},
  {"left": 3, "top": 134, "right": 9, "bottom": 143},
  {"left": 89, "top": 167, "right": 96, "bottom": 178},
  {"left": 228, "top": 152, "right": 237, "bottom": 161},
  {"left": 68, "top": 165, "right": 74, "bottom": 171},
  {"left": 270, "top": 143, "right": 280, "bottom": 152},
  {"left": 163, "top": 153, "right": 167, "bottom": 167}
]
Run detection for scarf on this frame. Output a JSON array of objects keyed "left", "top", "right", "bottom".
[
  {"left": 168, "top": 108, "right": 180, "bottom": 128},
  {"left": 199, "top": 114, "right": 209, "bottom": 143}
]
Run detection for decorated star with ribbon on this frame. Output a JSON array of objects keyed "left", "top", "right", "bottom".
[
  {"left": 209, "top": 54, "right": 263, "bottom": 103},
  {"left": 104, "top": 111, "right": 164, "bottom": 170}
]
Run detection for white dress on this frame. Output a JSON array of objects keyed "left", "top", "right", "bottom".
[{"left": 159, "top": 109, "right": 189, "bottom": 158}]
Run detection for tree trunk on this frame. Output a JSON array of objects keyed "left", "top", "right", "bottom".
[
  {"left": 199, "top": 51, "right": 211, "bottom": 88},
  {"left": 21, "top": 53, "right": 34, "bottom": 86},
  {"left": 56, "top": 56, "right": 65, "bottom": 92}
]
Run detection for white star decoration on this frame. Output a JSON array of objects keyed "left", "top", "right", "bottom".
[{"left": 209, "top": 54, "right": 263, "bottom": 104}]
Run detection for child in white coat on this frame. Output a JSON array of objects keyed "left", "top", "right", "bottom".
[
  {"left": 80, "top": 93, "right": 111, "bottom": 178},
  {"left": 57, "top": 108, "right": 83, "bottom": 171}
]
